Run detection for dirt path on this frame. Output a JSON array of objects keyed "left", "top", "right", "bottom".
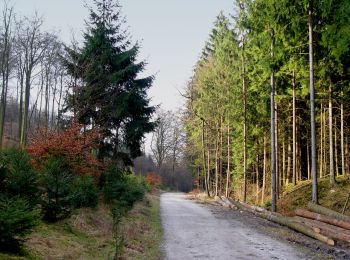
[{"left": 160, "top": 193, "right": 331, "bottom": 260}]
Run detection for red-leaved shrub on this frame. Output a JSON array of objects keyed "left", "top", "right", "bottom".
[
  {"left": 145, "top": 172, "right": 162, "bottom": 187},
  {"left": 27, "top": 121, "right": 101, "bottom": 177}
]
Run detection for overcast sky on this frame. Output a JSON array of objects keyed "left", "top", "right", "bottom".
[{"left": 10, "top": 0, "right": 234, "bottom": 111}]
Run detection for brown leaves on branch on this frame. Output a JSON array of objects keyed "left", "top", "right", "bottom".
[
  {"left": 27, "top": 120, "right": 101, "bottom": 177},
  {"left": 145, "top": 172, "right": 162, "bottom": 187}
]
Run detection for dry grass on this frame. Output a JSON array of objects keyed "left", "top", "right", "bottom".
[
  {"left": 122, "top": 192, "right": 163, "bottom": 260},
  {"left": 0, "top": 193, "right": 164, "bottom": 260},
  {"left": 278, "top": 176, "right": 350, "bottom": 216}
]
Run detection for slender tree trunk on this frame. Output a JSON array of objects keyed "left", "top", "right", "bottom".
[
  {"left": 309, "top": 1, "right": 318, "bottom": 203},
  {"left": 341, "top": 92, "right": 345, "bottom": 176},
  {"left": 320, "top": 104, "right": 323, "bottom": 178},
  {"left": 20, "top": 70, "right": 32, "bottom": 146},
  {"left": 215, "top": 129, "right": 219, "bottom": 196},
  {"left": 307, "top": 140, "right": 311, "bottom": 180},
  {"left": 270, "top": 28, "right": 277, "bottom": 212},
  {"left": 324, "top": 106, "right": 327, "bottom": 175},
  {"left": 287, "top": 137, "right": 291, "bottom": 185},
  {"left": 256, "top": 146, "right": 260, "bottom": 205},
  {"left": 293, "top": 71, "right": 297, "bottom": 185},
  {"left": 275, "top": 89, "right": 279, "bottom": 197},
  {"left": 329, "top": 85, "right": 335, "bottom": 187},
  {"left": 201, "top": 120, "right": 210, "bottom": 197},
  {"left": 261, "top": 135, "right": 267, "bottom": 205},
  {"left": 0, "top": 7, "right": 12, "bottom": 148},
  {"left": 282, "top": 136, "right": 286, "bottom": 187},
  {"left": 335, "top": 117, "right": 339, "bottom": 177},
  {"left": 18, "top": 72, "right": 24, "bottom": 141},
  {"left": 226, "top": 125, "right": 230, "bottom": 197},
  {"left": 219, "top": 116, "right": 223, "bottom": 194},
  {"left": 207, "top": 145, "right": 211, "bottom": 196},
  {"left": 242, "top": 44, "right": 247, "bottom": 202}
]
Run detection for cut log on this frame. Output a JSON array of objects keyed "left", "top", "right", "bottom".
[
  {"left": 224, "top": 200, "right": 334, "bottom": 245},
  {"left": 296, "top": 208, "right": 350, "bottom": 230},
  {"left": 219, "top": 197, "right": 237, "bottom": 209},
  {"left": 292, "top": 217, "right": 321, "bottom": 233},
  {"left": 257, "top": 211, "right": 334, "bottom": 246},
  {"left": 308, "top": 202, "right": 350, "bottom": 222},
  {"left": 293, "top": 216, "right": 350, "bottom": 243},
  {"left": 214, "top": 197, "right": 231, "bottom": 208}
]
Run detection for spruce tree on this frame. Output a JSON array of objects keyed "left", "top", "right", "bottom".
[{"left": 64, "top": 0, "right": 156, "bottom": 164}]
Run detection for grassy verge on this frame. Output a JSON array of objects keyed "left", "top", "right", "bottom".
[
  {"left": 0, "top": 193, "right": 163, "bottom": 260},
  {"left": 122, "top": 192, "right": 163, "bottom": 260}
]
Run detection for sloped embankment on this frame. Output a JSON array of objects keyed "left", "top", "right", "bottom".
[
  {"left": 278, "top": 176, "right": 350, "bottom": 216},
  {"left": 0, "top": 193, "right": 163, "bottom": 260}
]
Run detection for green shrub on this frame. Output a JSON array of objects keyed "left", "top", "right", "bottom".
[
  {"left": 41, "top": 157, "right": 75, "bottom": 222},
  {"left": 0, "top": 196, "right": 39, "bottom": 251},
  {"left": 103, "top": 167, "right": 146, "bottom": 209},
  {"left": 0, "top": 149, "right": 40, "bottom": 207},
  {"left": 72, "top": 175, "right": 99, "bottom": 208}
]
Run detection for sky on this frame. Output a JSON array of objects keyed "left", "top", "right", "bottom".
[{"left": 10, "top": 0, "right": 234, "bottom": 111}]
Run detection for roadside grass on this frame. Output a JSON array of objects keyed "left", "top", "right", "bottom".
[
  {"left": 123, "top": 192, "right": 164, "bottom": 260},
  {"left": 0, "top": 193, "right": 163, "bottom": 260}
]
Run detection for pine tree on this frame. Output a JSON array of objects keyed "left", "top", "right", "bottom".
[{"left": 64, "top": 0, "right": 156, "bottom": 164}]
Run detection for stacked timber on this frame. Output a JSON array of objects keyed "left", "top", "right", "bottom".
[
  {"left": 220, "top": 197, "right": 334, "bottom": 245},
  {"left": 214, "top": 196, "right": 237, "bottom": 209},
  {"left": 294, "top": 203, "right": 350, "bottom": 245}
]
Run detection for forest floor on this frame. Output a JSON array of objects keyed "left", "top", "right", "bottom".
[
  {"left": 161, "top": 192, "right": 339, "bottom": 260},
  {"left": 0, "top": 192, "right": 163, "bottom": 260}
]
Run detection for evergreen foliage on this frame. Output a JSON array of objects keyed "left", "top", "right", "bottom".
[
  {"left": 72, "top": 175, "right": 99, "bottom": 209},
  {"left": 185, "top": 0, "right": 350, "bottom": 205},
  {"left": 64, "top": 0, "right": 156, "bottom": 165},
  {"left": 0, "top": 149, "right": 40, "bottom": 207},
  {"left": 40, "top": 157, "right": 75, "bottom": 222},
  {"left": 0, "top": 196, "right": 39, "bottom": 250}
]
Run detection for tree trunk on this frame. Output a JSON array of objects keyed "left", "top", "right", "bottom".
[
  {"left": 226, "top": 125, "right": 230, "bottom": 197},
  {"left": 256, "top": 147, "right": 260, "bottom": 205},
  {"left": 261, "top": 135, "right": 267, "bottom": 205},
  {"left": 320, "top": 104, "right": 323, "bottom": 178},
  {"left": 270, "top": 28, "right": 277, "bottom": 212},
  {"left": 329, "top": 85, "right": 335, "bottom": 187},
  {"left": 335, "top": 116, "right": 339, "bottom": 177},
  {"left": 275, "top": 89, "right": 279, "bottom": 197},
  {"left": 215, "top": 128, "right": 219, "bottom": 196},
  {"left": 201, "top": 120, "right": 210, "bottom": 197},
  {"left": 20, "top": 70, "right": 32, "bottom": 146},
  {"left": 242, "top": 45, "right": 247, "bottom": 203},
  {"left": 309, "top": 1, "right": 318, "bottom": 203},
  {"left": 341, "top": 92, "right": 345, "bottom": 176},
  {"left": 292, "top": 71, "right": 297, "bottom": 185}
]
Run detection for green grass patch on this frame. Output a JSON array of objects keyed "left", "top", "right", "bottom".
[
  {"left": 122, "top": 192, "right": 164, "bottom": 260},
  {"left": 278, "top": 176, "right": 350, "bottom": 216}
]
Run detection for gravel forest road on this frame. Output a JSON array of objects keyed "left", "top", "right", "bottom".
[{"left": 160, "top": 193, "right": 328, "bottom": 260}]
